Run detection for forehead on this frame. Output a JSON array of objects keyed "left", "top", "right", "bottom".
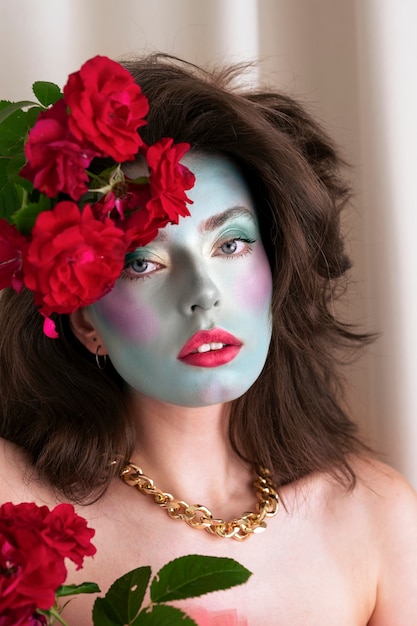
[{"left": 124, "top": 152, "right": 256, "bottom": 232}]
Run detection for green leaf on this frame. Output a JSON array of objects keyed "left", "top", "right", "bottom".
[
  {"left": 128, "top": 176, "right": 149, "bottom": 185},
  {"left": 26, "top": 105, "right": 43, "bottom": 127},
  {"left": 0, "top": 99, "right": 39, "bottom": 125},
  {"left": 0, "top": 104, "right": 29, "bottom": 156},
  {"left": 11, "top": 195, "right": 51, "bottom": 234},
  {"left": 0, "top": 153, "right": 32, "bottom": 222},
  {"left": 6, "top": 152, "right": 27, "bottom": 184},
  {"left": 56, "top": 581, "right": 101, "bottom": 597},
  {"left": 92, "top": 597, "right": 122, "bottom": 626},
  {"left": 133, "top": 605, "right": 198, "bottom": 626},
  {"left": 150, "top": 555, "right": 252, "bottom": 603},
  {"left": 0, "top": 158, "right": 21, "bottom": 220},
  {"left": 93, "top": 566, "right": 151, "bottom": 625},
  {"left": 32, "top": 81, "right": 62, "bottom": 107}
]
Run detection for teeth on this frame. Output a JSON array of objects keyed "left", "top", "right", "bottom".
[{"left": 196, "top": 342, "right": 225, "bottom": 353}]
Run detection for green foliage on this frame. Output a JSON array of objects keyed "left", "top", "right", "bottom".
[
  {"left": 0, "top": 156, "right": 22, "bottom": 220},
  {"left": 12, "top": 194, "right": 51, "bottom": 235},
  {"left": 0, "top": 97, "right": 43, "bottom": 223},
  {"left": 92, "top": 566, "right": 151, "bottom": 625},
  {"left": 57, "top": 582, "right": 101, "bottom": 597},
  {"left": 92, "top": 555, "right": 251, "bottom": 626},
  {"left": 0, "top": 99, "right": 39, "bottom": 126},
  {"left": 32, "top": 81, "right": 62, "bottom": 107},
  {"left": 26, "top": 105, "right": 43, "bottom": 127},
  {"left": 150, "top": 554, "right": 252, "bottom": 602},
  {"left": 6, "top": 153, "right": 28, "bottom": 186},
  {"left": 0, "top": 83, "right": 59, "bottom": 225},
  {"left": 0, "top": 102, "right": 31, "bottom": 156}
]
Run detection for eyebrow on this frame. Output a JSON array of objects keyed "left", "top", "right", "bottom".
[
  {"left": 150, "top": 206, "right": 255, "bottom": 244},
  {"left": 200, "top": 206, "right": 255, "bottom": 233}
]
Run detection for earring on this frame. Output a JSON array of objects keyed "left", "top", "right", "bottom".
[{"left": 95, "top": 344, "right": 107, "bottom": 370}]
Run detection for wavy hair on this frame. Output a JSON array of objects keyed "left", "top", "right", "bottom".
[{"left": 0, "top": 54, "right": 372, "bottom": 501}]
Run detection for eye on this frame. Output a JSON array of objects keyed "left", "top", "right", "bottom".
[
  {"left": 215, "top": 237, "right": 255, "bottom": 258},
  {"left": 221, "top": 240, "right": 239, "bottom": 254},
  {"left": 130, "top": 259, "right": 152, "bottom": 273},
  {"left": 122, "top": 257, "right": 163, "bottom": 280}
]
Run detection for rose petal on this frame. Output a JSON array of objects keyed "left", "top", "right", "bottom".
[{"left": 42, "top": 317, "right": 59, "bottom": 339}]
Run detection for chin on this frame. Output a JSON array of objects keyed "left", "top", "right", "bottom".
[{"left": 164, "top": 381, "right": 255, "bottom": 408}]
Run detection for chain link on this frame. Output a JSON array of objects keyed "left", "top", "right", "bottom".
[{"left": 120, "top": 462, "right": 279, "bottom": 541}]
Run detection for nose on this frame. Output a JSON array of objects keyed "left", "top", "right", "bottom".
[{"left": 177, "top": 262, "right": 221, "bottom": 316}]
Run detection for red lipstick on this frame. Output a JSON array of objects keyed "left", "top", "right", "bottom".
[{"left": 177, "top": 328, "right": 242, "bottom": 367}]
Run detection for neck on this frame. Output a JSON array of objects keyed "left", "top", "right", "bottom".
[{"left": 126, "top": 390, "right": 253, "bottom": 514}]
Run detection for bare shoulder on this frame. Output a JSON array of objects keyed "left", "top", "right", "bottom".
[
  {"left": 345, "top": 457, "right": 417, "bottom": 559},
  {"left": 352, "top": 456, "right": 417, "bottom": 520},
  {"left": 352, "top": 457, "right": 417, "bottom": 625},
  {"left": 285, "top": 456, "right": 417, "bottom": 518},
  {"left": 298, "top": 458, "right": 417, "bottom": 624}
]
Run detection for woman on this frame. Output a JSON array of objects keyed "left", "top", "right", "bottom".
[{"left": 1, "top": 53, "right": 416, "bottom": 625}]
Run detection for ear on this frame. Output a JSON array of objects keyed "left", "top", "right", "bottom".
[{"left": 69, "top": 309, "right": 108, "bottom": 356}]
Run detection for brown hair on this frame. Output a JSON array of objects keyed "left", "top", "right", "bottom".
[{"left": 0, "top": 54, "right": 372, "bottom": 501}]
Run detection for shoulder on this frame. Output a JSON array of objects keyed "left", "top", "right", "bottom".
[
  {"left": 322, "top": 457, "right": 417, "bottom": 547},
  {"left": 352, "top": 456, "right": 417, "bottom": 524},
  {"left": 277, "top": 459, "right": 417, "bottom": 622},
  {"left": 297, "top": 458, "right": 417, "bottom": 624},
  {"left": 285, "top": 456, "right": 416, "bottom": 516},
  {"left": 351, "top": 458, "right": 417, "bottom": 625},
  {"left": 303, "top": 456, "right": 417, "bottom": 517}
]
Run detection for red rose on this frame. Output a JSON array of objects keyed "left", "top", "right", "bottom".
[
  {"left": 20, "top": 99, "right": 97, "bottom": 200},
  {"left": 0, "top": 503, "right": 67, "bottom": 612},
  {"left": 0, "top": 502, "right": 96, "bottom": 618},
  {"left": 23, "top": 201, "right": 128, "bottom": 315},
  {"left": 123, "top": 139, "right": 194, "bottom": 249},
  {"left": 0, "top": 219, "right": 27, "bottom": 292},
  {"left": 43, "top": 503, "right": 96, "bottom": 570},
  {"left": 93, "top": 180, "right": 151, "bottom": 225},
  {"left": 0, "top": 532, "right": 66, "bottom": 610},
  {"left": 124, "top": 202, "right": 171, "bottom": 249},
  {"left": 146, "top": 138, "right": 194, "bottom": 222},
  {"left": 64, "top": 55, "right": 149, "bottom": 162},
  {"left": 0, "top": 605, "right": 43, "bottom": 626}
]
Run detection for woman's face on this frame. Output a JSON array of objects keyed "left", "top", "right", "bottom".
[{"left": 87, "top": 153, "right": 272, "bottom": 407}]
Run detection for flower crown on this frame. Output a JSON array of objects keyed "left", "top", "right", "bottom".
[{"left": 0, "top": 55, "right": 195, "bottom": 338}]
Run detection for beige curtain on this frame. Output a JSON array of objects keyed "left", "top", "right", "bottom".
[{"left": 1, "top": 0, "right": 416, "bottom": 487}]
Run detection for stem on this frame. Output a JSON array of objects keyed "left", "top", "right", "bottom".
[
  {"left": 20, "top": 188, "right": 28, "bottom": 210},
  {"left": 85, "top": 170, "right": 106, "bottom": 184},
  {"left": 37, "top": 606, "right": 71, "bottom": 626}
]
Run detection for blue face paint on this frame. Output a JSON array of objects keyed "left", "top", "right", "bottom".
[{"left": 88, "top": 153, "right": 272, "bottom": 407}]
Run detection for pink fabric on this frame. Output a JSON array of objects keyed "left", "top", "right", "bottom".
[{"left": 186, "top": 607, "right": 248, "bottom": 625}]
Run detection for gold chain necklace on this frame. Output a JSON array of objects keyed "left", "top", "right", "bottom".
[{"left": 120, "top": 462, "right": 279, "bottom": 541}]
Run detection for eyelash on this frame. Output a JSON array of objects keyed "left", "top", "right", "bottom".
[
  {"left": 120, "top": 272, "right": 151, "bottom": 282},
  {"left": 216, "top": 237, "right": 256, "bottom": 259},
  {"left": 121, "top": 259, "right": 162, "bottom": 281}
]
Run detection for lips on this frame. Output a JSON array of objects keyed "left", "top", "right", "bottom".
[{"left": 177, "top": 328, "right": 242, "bottom": 367}]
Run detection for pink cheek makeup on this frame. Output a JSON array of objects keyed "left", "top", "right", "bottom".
[
  {"left": 232, "top": 248, "right": 272, "bottom": 310},
  {"left": 93, "top": 284, "right": 160, "bottom": 344}
]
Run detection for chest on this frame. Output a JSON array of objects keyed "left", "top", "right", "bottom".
[{"left": 63, "top": 493, "right": 375, "bottom": 625}]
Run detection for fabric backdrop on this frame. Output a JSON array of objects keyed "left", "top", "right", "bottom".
[{"left": 1, "top": 0, "right": 416, "bottom": 487}]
